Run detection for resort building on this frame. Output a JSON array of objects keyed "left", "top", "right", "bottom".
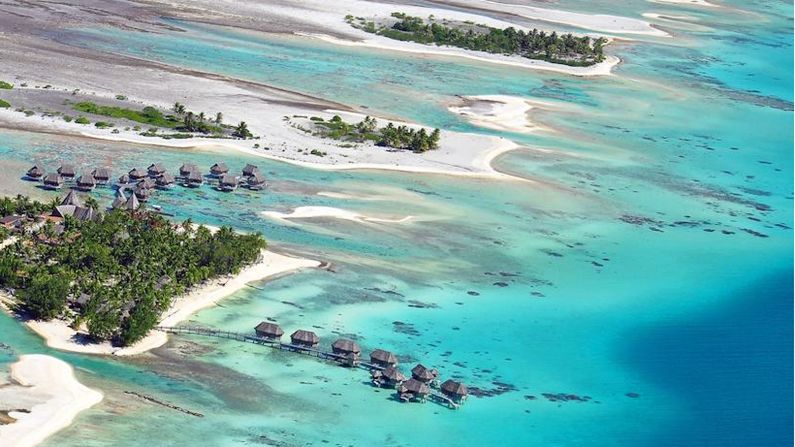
[
  {"left": 122, "top": 193, "right": 141, "bottom": 211},
  {"left": 290, "top": 329, "right": 320, "bottom": 349},
  {"left": 218, "top": 174, "right": 239, "bottom": 192},
  {"left": 398, "top": 379, "right": 430, "bottom": 402},
  {"left": 26, "top": 165, "right": 45, "bottom": 180},
  {"left": 111, "top": 190, "right": 127, "bottom": 209},
  {"left": 42, "top": 173, "right": 63, "bottom": 190},
  {"left": 179, "top": 163, "right": 198, "bottom": 178},
  {"left": 247, "top": 171, "right": 266, "bottom": 190},
  {"left": 128, "top": 167, "right": 147, "bottom": 180},
  {"left": 61, "top": 190, "right": 83, "bottom": 207},
  {"left": 210, "top": 162, "right": 229, "bottom": 177},
  {"left": 155, "top": 173, "right": 176, "bottom": 189},
  {"left": 411, "top": 364, "right": 438, "bottom": 384},
  {"left": 57, "top": 164, "right": 76, "bottom": 180},
  {"left": 254, "top": 322, "right": 284, "bottom": 341},
  {"left": 0, "top": 215, "right": 26, "bottom": 232},
  {"left": 371, "top": 366, "right": 408, "bottom": 388},
  {"left": 440, "top": 380, "right": 469, "bottom": 403},
  {"left": 185, "top": 170, "right": 203, "bottom": 187},
  {"left": 117, "top": 173, "right": 130, "bottom": 185},
  {"left": 370, "top": 349, "right": 398, "bottom": 368},
  {"left": 75, "top": 172, "right": 96, "bottom": 191},
  {"left": 92, "top": 167, "right": 111, "bottom": 185},
  {"left": 331, "top": 339, "right": 362, "bottom": 366},
  {"left": 242, "top": 163, "right": 259, "bottom": 178},
  {"left": 147, "top": 163, "right": 167, "bottom": 177},
  {"left": 133, "top": 186, "right": 152, "bottom": 202}
]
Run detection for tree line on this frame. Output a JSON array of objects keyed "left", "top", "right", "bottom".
[{"left": 312, "top": 115, "right": 441, "bottom": 153}]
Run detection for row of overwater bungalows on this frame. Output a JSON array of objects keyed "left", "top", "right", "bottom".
[{"left": 254, "top": 321, "right": 468, "bottom": 405}]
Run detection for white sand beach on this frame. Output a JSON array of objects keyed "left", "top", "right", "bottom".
[
  {"left": 0, "top": 354, "right": 103, "bottom": 447},
  {"left": 448, "top": 95, "right": 552, "bottom": 134},
  {"left": 262, "top": 206, "right": 414, "bottom": 224},
  {"left": 0, "top": 250, "right": 319, "bottom": 356}
]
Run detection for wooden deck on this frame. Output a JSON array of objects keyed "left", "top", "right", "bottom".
[{"left": 156, "top": 325, "right": 459, "bottom": 409}]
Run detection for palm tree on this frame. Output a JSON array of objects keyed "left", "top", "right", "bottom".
[
  {"left": 173, "top": 102, "right": 186, "bottom": 115},
  {"left": 198, "top": 112, "right": 205, "bottom": 123},
  {"left": 233, "top": 121, "right": 251, "bottom": 139},
  {"left": 215, "top": 112, "right": 223, "bottom": 124},
  {"left": 84, "top": 196, "right": 99, "bottom": 211}
]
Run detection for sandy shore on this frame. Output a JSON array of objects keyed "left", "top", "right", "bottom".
[
  {"left": 0, "top": 354, "right": 103, "bottom": 447},
  {"left": 448, "top": 95, "right": 554, "bottom": 134},
  {"left": 0, "top": 250, "right": 319, "bottom": 356},
  {"left": 649, "top": 0, "right": 719, "bottom": 7},
  {"left": 262, "top": 206, "right": 414, "bottom": 224}
]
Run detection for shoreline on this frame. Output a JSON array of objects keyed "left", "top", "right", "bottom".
[
  {"left": 0, "top": 354, "right": 103, "bottom": 447},
  {"left": 0, "top": 250, "right": 320, "bottom": 356},
  {"left": 448, "top": 94, "right": 553, "bottom": 135}
]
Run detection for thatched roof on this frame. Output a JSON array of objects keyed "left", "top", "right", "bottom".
[
  {"left": 255, "top": 322, "right": 284, "bottom": 338},
  {"left": 210, "top": 162, "right": 229, "bottom": 174},
  {"left": 73, "top": 206, "right": 97, "bottom": 222},
  {"left": 400, "top": 379, "right": 430, "bottom": 395},
  {"left": 137, "top": 177, "right": 156, "bottom": 189},
  {"left": 61, "top": 190, "right": 83, "bottom": 207},
  {"left": 290, "top": 329, "right": 319, "bottom": 345},
  {"left": 247, "top": 171, "right": 266, "bottom": 186},
  {"left": 53, "top": 205, "right": 76, "bottom": 218},
  {"left": 27, "top": 165, "right": 45, "bottom": 177},
  {"left": 92, "top": 167, "right": 111, "bottom": 180},
  {"left": 118, "top": 174, "right": 130, "bottom": 184},
  {"left": 57, "top": 164, "right": 76, "bottom": 176},
  {"left": 128, "top": 167, "right": 147, "bottom": 179},
  {"left": 440, "top": 380, "right": 468, "bottom": 397},
  {"left": 180, "top": 163, "right": 198, "bottom": 175},
  {"left": 331, "top": 339, "right": 361, "bottom": 355},
  {"left": 123, "top": 193, "right": 140, "bottom": 210},
  {"left": 133, "top": 186, "right": 151, "bottom": 200},
  {"left": 382, "top": 366, "right": 407, "bottom": 382},
  {"left": 186, "top": 170, "right": 203, "bottom": 182},
  {"left": 156, "top": 173, "right": 175, "bottom": 185},
  {"left": 411, "top": 364, "right": 437, "bottom": 382},
  {"left": 219, "top": 174, "right": 239, "bottom": 186},
  {"left": 147, "top": 163, "right": 166, "bottom": 175},
  {"left": 370, "top": 349, "right": 398, "bottom": 365},
  {"left": 76, "top": 173, "right": 96, "bottom": 187},
  {"left": 242, "top": 163, "right": 259, "bottom": 176},
  {"left": 43, "top": 173, "right": 62, "bottom": 185},
  {"left": 111, "top": 190, "right": 127, "bottom": 209}
]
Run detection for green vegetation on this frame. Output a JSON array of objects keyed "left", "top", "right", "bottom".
[
  {"left": 94, "top": 121, "right": 114, "bottom": 129},
  {"left": 0, "top": 81, "right": 13, "bottom": 89},
  {"left": 351, "top": 13, "right": 606, "bottom": 67},
  {"left": 232, "top": 121, "right": 253, "bottom": 139},
  {"left": 312, "top": 115, "right": 440, "bottom": 152},
  {"left": 115, "top": 95, "right": 127, "bottom": 100},
  {"left": 73, "top": 101, "right": 180, "bottom": 128},
  {"left": 74, "top": 116, "right": 90, "bottom": 125},
  {"left": 0, "top": 99, "right": 10, "bottom": 108},
  {"left": 0, "top": 196, "right": 267, "bottom": 346}
]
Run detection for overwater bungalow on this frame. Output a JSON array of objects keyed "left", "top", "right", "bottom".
[
  {"left": 247, "top": 171, "right": 266, "bottom": 191},
  {"left": 370, "top": 349, "right": 398, "bottom": 368},
  {"left": 42, "top": 173, "right": 63, "bottom": 190},
  {"left": 411, "top": 364, "right": 438, "bottom": 384},
  {"left": 371, "top": 366, "right": 407, "bottom": 388},
  {"left": 92, "top": 167, "right": 111, "bottom": 185},
  {"left": 179, "top": 163, "right": 198, "bottom": 178},
  {"left": 26, "top": 165, "right": 45, "bottom": 180},
  {"left": 137, "top": 177, "right": 156, "bottom": 190},
  {"left": 210, "top": 162, "right": 229, "bottom": 177},
  {"left": 242, "top": 163, "right": 259, "bottom": 178},
  {"left": 133, "top": 186, "right": 152, "bottom": 202},
  {"left": 156, "top": 173, "right": 176, "bottom": 189},
  {"left": 331, "top": 339, "right": 362, "bottom": 366},
  {"left": 128, "top": 167, "right": 147, "bottom": 180},
  {"left": 147, "top": 163, "right": 167, "bottom": 177},
  {"left": 254, "top": 322, "right": 284, "bottom": 341},
  {"left": 217, "top": 174, "right": 239, "bottom": 192},
  {"left": 398, "top": 379, "right": 430, "bottom": 403},
  {"left": 57, "top": 164, "right": 76, "bottom": 180},
  {"left": 290, "top": 329, "right": 319, "bottom": 349},
  {"left": 117, "top": 173, "right": 130, "bottom": 185},
  {"left": 184, "top": 170, "right": 203, "bottom": 188},
  {"left": 75, "top": 172, "right": 96, "bottom": 191},
  {"left": 440, "top": 380, "right": 469, "bottom": 403}
]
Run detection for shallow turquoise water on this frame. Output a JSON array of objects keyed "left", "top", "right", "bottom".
[{"left": 0, "top": 1, "right": 791, "bottom": 446}]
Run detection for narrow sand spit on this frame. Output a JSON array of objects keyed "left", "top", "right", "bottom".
[
  {"left": 649, "top": 0, "right": 719, "bottom": 7},
  {"left": 0, "top": 355, "right": 103, "bottom": 447},
  {"left": 262, "top": 206, "right": 414, "bottom": 224},
  {"left": 0, "top": 250, "right": 319, "bottom": 356},
  {"left": 448, "top": 95, "right": 550, "bottom": 134}
]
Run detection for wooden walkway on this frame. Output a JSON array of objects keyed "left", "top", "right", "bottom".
[{"left": 156, "top": 325, "right": 458, "bottom": 409}]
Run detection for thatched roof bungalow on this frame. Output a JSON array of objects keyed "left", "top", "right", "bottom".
[
  {"left": 92, "top": 167, "right": 111, "bottom": 184},
  {"left": 57, "top": 164, "right": 76, "bottom": 179},
  {"left": 382, "top": 366, "right": 407, "bottom": 384},
  {"left": 61, "top": 190, "right": 83, "bottom": 207},
  {"left": 117, "top": 173, "right": 130, "bottom": 185},
  {"left": 111, "top": 190, "right": 127, "bottom": 209},
  {"left": 179, "top": 163, "right": 198, "bottom": 177},
  {"left": 398, "top": 379, "right": 430, "bottom": 401},
  {"left": 254, "top": 322, "right": 284, "bottom": 340},
  {"left": 440, "top": 380, "right": 469, "bottom": 402},
  {"left": 156, "top": 173, "right": 175, "bottom": 188},
  {"left": 184, "top": 170, "right": 203, "bottom": 187},
  {"left": 133, "top": 186, "right": 152, "bottom": 202},
  {"left": 247, "top": 171, "right": 266, "bottom": 191},
  {"left": 147, "top": 163, "right": 166, "bottom": 177},
  {"left": 242, "top": 163, "right": 259, "bottom": 177},
  {"left": 210, "top": 162, "right": 229, "bottom": 176},
  {"left": 123, "top": 193, "right": 141, "bottom": 211},
  {"left": 218, "top": 174, "right": 239, "bottom": 192},
  {"left": 370, "top": 349, "right": 398, "bottom": 368},
  {"left": 411, "top": 364, "right": 438, "bottom": 383},
  {"left": 128, "top": 167, "right": 147, "bottom": 180},
  {"left": 290, "top": 329, "right": 319, "bottom": 348},
  {"left": 75, "top": 173, "right": 96, "bottom": 191},
  {"left": 42, "top": 173, "right": 63, "bottom": 190},
  {"left": 26, "top": 165, "right": 45, "bottom": 179},
  {"left": 332, "top": 339, "right": 361, "bottom": 357}
]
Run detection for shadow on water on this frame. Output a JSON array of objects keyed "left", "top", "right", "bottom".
[{"left": 622, "top": 270, "right": 793, "bottom": 447}]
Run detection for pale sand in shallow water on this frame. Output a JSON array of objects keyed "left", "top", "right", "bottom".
[
  {"left": 262, "top": 206, "right": 414, "bottom": 224},
  {"left": 448, "top": 95, "right": 551, "bottom": 134},
  {"left": 0, "top": 250, "right": 319, "bottom": 356},
  {"left": 0, "top": 354, "right": 103, "bottom": 447}
]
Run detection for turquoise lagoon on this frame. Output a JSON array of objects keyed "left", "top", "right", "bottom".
[{"left": 0, "top": 0, "right": 792, "bottom": 445}]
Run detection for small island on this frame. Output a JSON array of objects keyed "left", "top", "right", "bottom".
[
  {"left": 293, "top": 115, "right": 441, "bottom": 153},
  {"left": 0, "top": 194, "right": 266, "bottom": 347},
  {"left": 348, "top": 13, "right": 607, "bottom": 67}
]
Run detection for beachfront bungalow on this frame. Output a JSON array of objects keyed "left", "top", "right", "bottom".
[
  {"left": 155, "top": 173, "right": 176, "bottom": 189},
  {"left": 331, "top": 339, "right": 362, "bottom": 366},
  {"left": 179, "top": 163, "right": 198, "bottom": 178},
  {"left": 209, "top": 162, "right": 229, "bottom": 177},
  {"left": 184, "top": 170, "right": 203, "bottom": 188},
  {"left": 128, "top": 167, "right": 147, "bottom": 180},
  {"left": 61, "top": 190, "right": 83, "bottom": 207},
  {"left": 42, "top": 173, "right": 63, "bottom": 190},
  {"left": 111, "top": 190, "right": 127, "bottom": 209},
  {"left": 254, "top": 322, "right": 284, "bottom": 341},
  {"left": 242, "top": 163, "right": 259, "bottom": 178},
  {"left": 53, "top": 203, "right": 97, "bottom": 222},
  {"left": 26, "top": 165, "right": 45, "bottom": 180},
  {"left": 370, "top": 349, "right": 398, "bottom": 368},
  {"left": 411, "top": 364, "right": 438, "bottom": 384},
  {"left": 217, "top": 174, "right": 239, "bottom": 192},
  {"left": 147, "top": 163, "right": 167, "bottom": 177},
  {"left": 122, "top": 193, "right": 141, "bottom": 211},
  {"left": 398, "top": 379, "right": 430, "bottom": 403},
  {"left": 75, "top": 172, "right": 96, "bottom": 191},
  {"left": 440, "top": 380, "right": 469, "bottom": 403},
  {"left": 92, "top": 167, "right": 111, "bottom": 185},
  {"left": 0, "top": 215, "right": 26, "bottom": 232},
  {"left": 290, "top": 329, "right": 319, "bottom": 349},
  {"left": 246, "top": 171, "right": 266, "bottom": 191},
  {"left": 57, "top": 164, "right": 76, "bottom": 180}
]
